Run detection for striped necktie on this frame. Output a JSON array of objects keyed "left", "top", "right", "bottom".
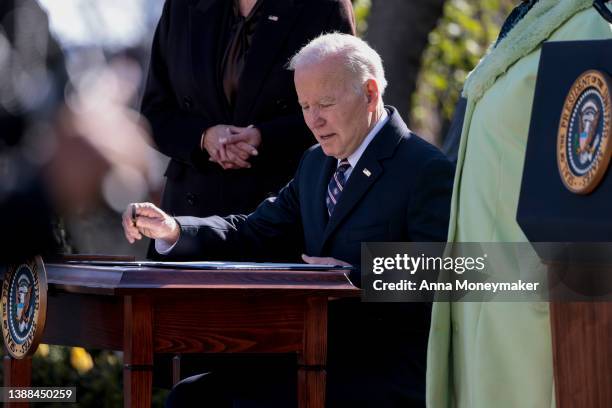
[{"left": 326, "top": 159, "right": 351, "bottom": 216}]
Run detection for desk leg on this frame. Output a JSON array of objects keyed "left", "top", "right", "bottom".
[
  {"left": 550, "top": 302, "right": 612, "bottom": 407},
  {"left": 123, "top": 296, "right": 153, "bottom": 408},
  {"left": 3, "top": 355, "right": 31, "bottom": 408},
  {"left": 298, "top": 297, "right": 327, "bottom": 408},
  {"left": 298, "top": 368, "right": 326, "bottom": 408}
]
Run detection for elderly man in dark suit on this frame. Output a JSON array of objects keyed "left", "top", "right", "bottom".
[{"left": 124, "top": 33, "right": 453, "bottom": 407}]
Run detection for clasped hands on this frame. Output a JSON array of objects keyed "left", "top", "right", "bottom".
[{"left": 202, "top": 124, "right": 261, "bottom": 170}]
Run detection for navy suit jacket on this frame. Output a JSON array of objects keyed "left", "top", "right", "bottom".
[{"left": 167, "top": 107, "right": 454, "bottom": 406}]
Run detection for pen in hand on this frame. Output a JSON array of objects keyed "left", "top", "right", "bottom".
[{"left": 131, "top": 204, "right": 137, "bottom": 227}]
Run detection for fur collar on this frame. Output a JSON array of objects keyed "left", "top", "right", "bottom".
[{"left": 463, "top": 0, "right": 593, "bottom": 102}]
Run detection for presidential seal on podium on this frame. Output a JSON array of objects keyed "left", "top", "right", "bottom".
[
  {"left": 1, "top": 256, "right": 47, "bottom": 358},
  {"left": 557, "top": 69, "right": 612, "bottom": 194}
]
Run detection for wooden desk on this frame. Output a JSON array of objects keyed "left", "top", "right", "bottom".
[{"left": 3, "top": 263, "right": 359, "bottom": 407}]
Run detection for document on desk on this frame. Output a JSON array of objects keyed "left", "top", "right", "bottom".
[{"left": 66, "top": 260, "right": 353, "bottom": 271}]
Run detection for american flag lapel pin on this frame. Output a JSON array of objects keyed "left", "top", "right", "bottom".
[
  {"left": 363, "top": 168, "right": 371, "bottom": 177},
  {"left": 268, "top": 15, "right": 279, "bottom": 21}
]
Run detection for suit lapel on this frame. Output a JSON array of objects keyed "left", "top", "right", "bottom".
[
  {"left": 190, "top": 0, "right": 231, "bottom": 119},
  {"left": 233, "top": 0, "right": 302, "bottom": 120},
  {"left": 321, "top": 109, "right": 405, "bottom": 246}
]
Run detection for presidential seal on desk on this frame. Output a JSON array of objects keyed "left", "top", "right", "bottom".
[
  {"left": 558, "top": 69, "right": 612, "bottom": 194},
  {"left": 1, "top": 256, "right": 47, "bottom": 358}
]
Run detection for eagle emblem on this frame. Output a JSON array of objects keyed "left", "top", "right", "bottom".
[
  {"left": 15, "top": 276, "right": 33, "bottom": 331},
  {"left": 557, "top": 70, "right": 612, "bottom": 194},
  {"left": 1, "top": 257, "right": 47, "bottom": 358},
  {"left": 574, "top": 99, "right": 601, "bottom": 164}
]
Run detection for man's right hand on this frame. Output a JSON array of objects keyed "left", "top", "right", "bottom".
[{"left": 122, "top": 202, "right": 180, "bottom": 245}]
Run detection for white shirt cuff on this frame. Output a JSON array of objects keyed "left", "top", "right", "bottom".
[{"left": 155, "top": 238, "right": 178, "bottom": 255}]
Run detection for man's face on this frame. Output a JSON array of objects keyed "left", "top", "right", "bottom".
[{"left": 295, "top": 60, "right": 372, "bottom": 159}]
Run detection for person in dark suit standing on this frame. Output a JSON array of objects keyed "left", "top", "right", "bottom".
[
  {"left": 124, "top": 33, "right": 454, "bottom": 407},
  {"left": 142, "top": 0, "right": 355, "bottom": 247}
]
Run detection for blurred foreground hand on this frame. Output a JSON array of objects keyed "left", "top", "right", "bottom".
[{"left": 45, "top": 59, "right": 153, "bottom": 214}]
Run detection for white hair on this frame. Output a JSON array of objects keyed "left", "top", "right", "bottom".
[{"left": 288, "top": 32, "right": 387, "bottom": 96}]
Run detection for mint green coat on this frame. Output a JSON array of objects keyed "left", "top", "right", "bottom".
[{"left": 426, "top": 1, "right": 612, "bottom": 407}]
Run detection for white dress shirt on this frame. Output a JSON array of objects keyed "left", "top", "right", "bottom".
[{"left": 342, "top": 108, "right": 388, "bottom": 181}]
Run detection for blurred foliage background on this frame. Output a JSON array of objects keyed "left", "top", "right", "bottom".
[
  {"left": 2, "top": 0, "right": 518, "bottom": 407},
  {"left": 352, "top": 0, "right": 515, "bottom": 145},
  {"left": 32, "top": 346, "right": 123, "bottom": 408},
  {"left": 411, "top": 0, "right": 515, "bottom": 144},
  {"left": 0, "top": 345, "right": 168, "bottom": 407}
]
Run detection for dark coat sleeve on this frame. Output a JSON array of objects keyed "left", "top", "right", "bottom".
[
  {"left": 406, "top": 157, "right": 454, "bottom": 242},
  {"left": 168, "top": 155, "right": 306, "bottom": 261},
  {"left": 140, "top": 0, "right": 213, "bottom": 165}
]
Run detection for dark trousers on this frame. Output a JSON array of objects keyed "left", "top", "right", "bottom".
[{"left": 165, "top": 355, "right": 296, "bottom": 408}]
